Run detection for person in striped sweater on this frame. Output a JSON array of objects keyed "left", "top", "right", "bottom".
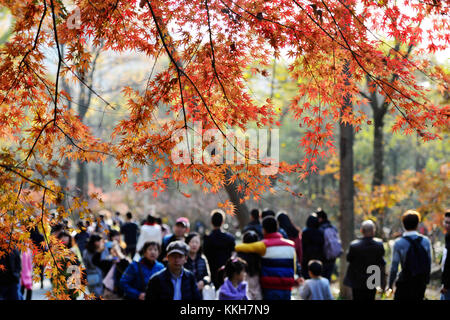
[{"left": 235, "top": 216, "right": 301, "bottom": 300}]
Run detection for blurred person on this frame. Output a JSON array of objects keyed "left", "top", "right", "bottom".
[
  {"left": 95, "top": 214, "right": 110, "bottom": 236},
  {"left": 159, "top": 217, "right": 189, "bottom": 262},
  {"left": 388, "top": 210, "right": 432, "bottom": 300},
  {"left": 441, "top": 210, "right": 450, "bottom": 300},
  {"left": 156, "top": 217, "right": 170, "bottom": 239},
  {"left": 74, "top": 221, "right": 90, "bottom": 256},
  {"left": 237, "top": 230, "right": 262, "bottom": 300},
  {"left": 113, "top": 211, "right": 124, "bottom": 228},
  {"left": 83, "top": 234, "right": 106, "bottom": 297},
  {"left": 0, "top": 249, "right": 22, "bottom": 300},
  {"left": 20, "top": 249, "right": 33, "bottom": 300},
  {"left": 235, "top": 216, "right": 300, "bottom": 300},
  {"left": 203, "top": 210, "right": 235, "bottom": 289},
  {"left": 299, "top": 260, "right": 333, "bottom": 300},
  {"left": 184, "top": 232, "right": 211, "bottom": 293},
  {"left": 277, "top": 212, "right": 303, "bottom": 271},
  {"left": 301, "top": 213, "right": 325, "bottom": 279},
  {"left": 344, "top": 220, "right": 386, "bottom": 300},
  {"left": 243, "top": 208, "right": 263, "bottom": 240},
  {"left": 218, "top": 257, "right": 248, "bottom": 300},
  {"left": 316, "top": 208, "right": 342, "bottom": 281},
  {"left": 261, "top": 209, "right": 288, "bottom": 238},
  {"left": 121, "top": 212, "right": 139, "bottom": 259},
  {"left": 137, "top": 214, "right": 162, "bottom": 254}
]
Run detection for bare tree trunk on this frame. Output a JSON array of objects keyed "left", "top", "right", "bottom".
[
  {"left": 339, "top": 61, "right": 354, "bottom": 300},
  {"left": 371, "top": 101, "right": 388, "bottom": 238},
  {"left": 76, "top": 161, "right": 88, "bottom": 199}
]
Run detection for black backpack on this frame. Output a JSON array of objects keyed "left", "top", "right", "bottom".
[{"left": 400, "top": 236, "right": 430, "bottom": 283}]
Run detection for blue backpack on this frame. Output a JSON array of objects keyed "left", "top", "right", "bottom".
[{"left": 323, "top": 225, "right": 343, "bottom": 260}]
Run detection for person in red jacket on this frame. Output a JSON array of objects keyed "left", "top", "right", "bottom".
[{"left": 235, "top": 216, "right": 301, "bottom": 300}]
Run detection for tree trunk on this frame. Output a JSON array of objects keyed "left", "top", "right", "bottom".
[
  {"left": 338, "top": 61, "right": 354, "bottom": 300},
  {"left": 372, "top": 109, "right": 384, "bottom": 188},
  {"left": 58, "top": 158, "right": 71, "bottom": 209},
  {"left": 76, "top": 160, "right": 88, "bottom": 199},
  {"left": 224, "top": 168, "right": 249, "bottom": 230},
  {"left": 371, "top": 104, "right": 387, "bottom": 238}
]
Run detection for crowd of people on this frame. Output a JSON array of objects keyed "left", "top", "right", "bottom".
[{"left": 0, "top": 207, "right": 449, "bottom": 301}]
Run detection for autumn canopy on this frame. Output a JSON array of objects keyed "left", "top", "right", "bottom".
[{"left": 0, "top": 0, "right": 448, "bottom": 298}]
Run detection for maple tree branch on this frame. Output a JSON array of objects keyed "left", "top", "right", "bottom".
[
  {"left": 60, "top": 60, "right": 116, "bottom": 110},
  {"left": 359, "top": 90, "right": 370, "bottom": 100},
  {"left": 0, "top": 163, "right": 57, "bottom": 194},
  {"left": 205, "top": 0, "right": 235, "bottom": 109},
  {"left": 220, "top": 0, "right": 340, "bottom": 55},
  {"left": 54, "top": 124, "right": 113, "bottom": 157},
  {"left": 144, "top": 0, "right": 258, "bottom": 164},
  {"left": 20, "top": 119, "right": 55, "bottom": 165},
  {"left": 49, "top": 0, "right": 63, "bottom": 123},
  {"left": 39, "top": 189, "right": 71, "bottom": 286},
  {"left": 320, "top": 0, "right": 428, "bottom": 134},
  {"left": 334, "top": 0, "right": 438, "bottom": 85},
  {"left": 0, "top": 0, "right": 47, "bottom": 107},
  {"left": 291, "top": 0, "right": 361, "bottom": 57}
]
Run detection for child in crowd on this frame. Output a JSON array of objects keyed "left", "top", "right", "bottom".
[
  {"left": 218, "top": 257, "right": 249, "bottom": 300},
  {"left": 237, "top": 230, "right": 262, "bottom": 300},
  {"left": 299, "top": 260, "right": 334, "bottom": 300}
]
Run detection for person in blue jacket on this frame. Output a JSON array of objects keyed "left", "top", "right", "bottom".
[{"left": 120, "top": 241, "right": 164, "bottom": 300}]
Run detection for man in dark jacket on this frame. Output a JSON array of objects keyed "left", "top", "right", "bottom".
[
  {"left": 145, "top": 241, "right": 201, "bottom": 300},
  {"left": 203, "top": 209, "right": 235, "bottom": 289},
  {"left": 441, "top": 211, "right": 450, "bottom": 300},
  {"left": 344, "top": 220, "right": 386, "bottom": 300},
  {"left": 74, "top": 221, "right": 90, "bottom": 254},
  {"left": 121, "top": 212, "right": 139, "bottom": 258},
  {"left": 0, "top": 249, "right": 22, "bottom": 300}
]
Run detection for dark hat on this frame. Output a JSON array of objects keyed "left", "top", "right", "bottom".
[{"left": 167, "top": 240, "right": 189, "bottom": 256}]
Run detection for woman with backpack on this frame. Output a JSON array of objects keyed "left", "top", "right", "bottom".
[
  {"left": 316, "top": 209, "right": 342, "bottom": 281},
  {"left": 119, "top": 241, "right": 164, "bottom": 300}
]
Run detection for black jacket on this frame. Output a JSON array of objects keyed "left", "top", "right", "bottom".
[
  {"left": 301, "top": 215, "right": 325, "bottom": 267},
  {"left": 442, "top": 234, "right": 450, "bottom": 289},
  {"left": 344, "top": 237, "right": 386, "bottom": 289},
  {"left": 0, "top": 249, "right": 21, "bottom": 285},
  {"left": 184, "top": 253, "right": 210, "bottom": 283},
  {"left": 121, "top": 222, "right": 139, "bottom": 247},
  {"left": 145, "top": 268, "right": 202, "bottom": 300},
  {"left": 203, "top": 229, "right": 235, "bottom": 287},
  {"left": 243, "top": 221, "right": 263, "bottom": 239}
]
